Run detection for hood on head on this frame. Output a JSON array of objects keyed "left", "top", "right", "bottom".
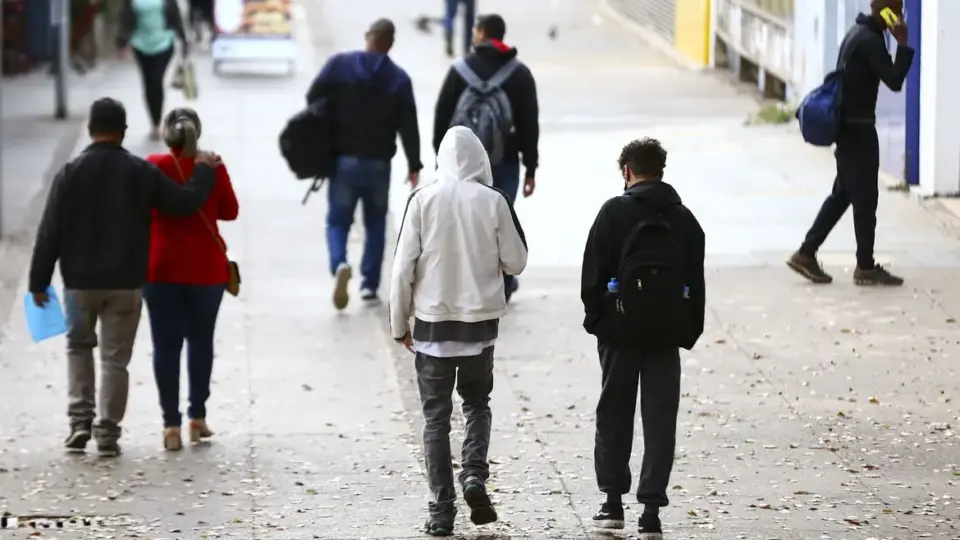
[{"left": 436, "top": 126, "right": 493, "bottom": 186}]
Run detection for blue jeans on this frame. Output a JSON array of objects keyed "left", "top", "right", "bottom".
[
  {"left": 444, "top": 0, "right": 476, "bottom": 53},
  {"left": 143, "top": 283, "right": 225, "bottom": 427},
  {"left": 327, "top": 156, "right": 391, "bottom": 292},
  {"left": 492, "top": 160, "right": 521, "bottom": 291}
]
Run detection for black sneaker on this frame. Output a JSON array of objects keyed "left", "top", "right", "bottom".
[
  {"left": 64, "top": 426, "right": 91, "bottom": 453},
  {"left": 853, "top": 264, "right": 904, "bottom": 286},
  {"left": 638, "top": 513, "right": 663, "bottom": 539},
  {"left": 504, "top": 277, "right": 519, "bottom": 303},
  {"left": 444, "top": 34, "right": 454, "bottom": 57},
  {"left": 359, "top": 287, "right": 380, "bottom": 305},
  {"left": 462, "top": 476, "right": 497, "bottom": 525},
  {"left": 424, "top": 504, "right": 456, "bottom": 537},
  {"left": 786, "top": 250, "right": 833, "bottom": 284},
  {"left": 591, "top": 502, "right": 624, "bottom": 529},
  {"left": 97, "top": 440, "right": 121, "bottom": 458}
]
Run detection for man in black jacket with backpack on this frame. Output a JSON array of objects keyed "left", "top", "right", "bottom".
[
  {"left": 788, "top": 0, "right": 913, "bottom": 286},
  {"left": 581, "top": 138, "right": 705, "bottom": 538},
  {"left": 433, "top": 13, "right": 539, "bottom": 302}
]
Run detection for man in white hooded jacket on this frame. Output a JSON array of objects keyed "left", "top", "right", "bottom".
[{"left": 390, "top": 126, "right": 527, "bottom": 536}]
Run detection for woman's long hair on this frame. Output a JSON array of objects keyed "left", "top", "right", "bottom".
[{"left": 162, "top": 107, "right": 202, "bottom": 158}]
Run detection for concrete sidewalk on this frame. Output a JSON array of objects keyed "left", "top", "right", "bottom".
[{"left": 0, "top": 0, "right": 957, "bottom": 539}]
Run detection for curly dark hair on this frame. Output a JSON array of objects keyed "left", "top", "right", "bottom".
[{"left": 618, "top": 138, "right": 667, "bottom": 180}]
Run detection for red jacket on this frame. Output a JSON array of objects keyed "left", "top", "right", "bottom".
[{"left": 146, "top": 152, "right": 239, "bottom": 285}]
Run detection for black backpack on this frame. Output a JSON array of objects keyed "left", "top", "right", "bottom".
[
  {"left": 279, "top": 98, "right": 334, "bottom": 202},
  {"left": 614, "top": 199, "right": 688, "bottom": 349}
]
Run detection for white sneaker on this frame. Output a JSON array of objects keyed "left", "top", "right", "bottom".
[
  {"left": 332, "top": 263, "right": 352, "bottom": 310},
  {"left": 360, "top": 288, "right": 380, "bottom": 306}
]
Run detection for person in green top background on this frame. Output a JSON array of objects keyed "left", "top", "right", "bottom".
[{"left": 117, "top": 0, "right": 189, "bottom": 140}]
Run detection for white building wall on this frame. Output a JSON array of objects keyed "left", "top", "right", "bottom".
[{"left": 918, "top": 0, "right": 960, "bottom": 195}]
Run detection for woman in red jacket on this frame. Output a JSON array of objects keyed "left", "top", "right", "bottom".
[{"left": 144, "top": 108, "right": 238, "bottom": 451}]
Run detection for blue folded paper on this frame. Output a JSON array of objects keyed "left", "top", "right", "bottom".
[{"left": 24, "top": 286, "right": 68, "bottom": 343}]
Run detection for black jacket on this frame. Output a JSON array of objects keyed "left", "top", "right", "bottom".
[
  {"left": 433, "top": 41, "right": 539, "bottom": 177},
  {"left": 116, "top": 0, "right": 188, "bottom": 54},
  {"left": 838, "top": 13, "right": 914, "bottom": 122},
  {"left": 306, "top": 51, "right": 422, "bottom": 173},
  {"left": 28, "top": 142, "right": 216, "bottom": 293},
  {"left": 581, "top": 181, "right": 705, "bottom": 350}
]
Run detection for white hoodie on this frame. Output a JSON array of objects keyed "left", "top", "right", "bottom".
[{"left": 389, "top": 127, "right": 528, "bottom": 340}]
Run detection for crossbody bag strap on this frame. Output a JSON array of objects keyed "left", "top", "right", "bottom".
[{"left": 170, "top": 154, "right": 228, "bottom": 257}]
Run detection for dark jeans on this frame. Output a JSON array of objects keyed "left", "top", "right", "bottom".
[
  {"left": 800, "top": 123, "right": 880, "bottom": 269},
  {"left": 143, "top": 283, "right": 225, "bottom": 427},
  {"left": 594, "top": 344, "right": 681, "bottom": 507},
  {"left": 326, "top": 155, "right": 391, "bottom": 292},
  {"left": 444, "top": 0, "right": 476, "bottom": 54},
  {"left": 132, "top": 45, "right": 174, "bottom": 127},
  {"left": 416, "top": 347, "right": 494, "bottom": 514},
  {"left": 492, "top": 160, "right": 521, "bottom": 291}
]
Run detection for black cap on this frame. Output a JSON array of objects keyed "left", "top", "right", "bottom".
[{"left": 88, "top": 98, "right": 127, "bottom": 135}]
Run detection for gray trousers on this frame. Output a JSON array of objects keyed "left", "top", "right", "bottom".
[
  {"left": 64, "top": 289, "right": 143, "bottom": 442},
  {"left": 416, "top": 347, "right": 494, "bottom": 512}
]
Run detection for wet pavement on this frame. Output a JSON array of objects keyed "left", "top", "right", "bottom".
[{"left": 1, "top": 0, "right": 959, "bottom": 539}]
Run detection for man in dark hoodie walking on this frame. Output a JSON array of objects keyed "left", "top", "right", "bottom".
[
  {"left": 29, "top": 97, "right": 221, "bottom": 457},
  {"left": 788, "top": 0, "right": 913, "bottom": 286},
  {"left": 306, "top": 18, "right": 422, "bottom": 310},
  {"left": 580, "top": 138, "right": 705, "bottom": 539},
  {"left": 433, "top": 13, "right": 539, "bottom": 302}
]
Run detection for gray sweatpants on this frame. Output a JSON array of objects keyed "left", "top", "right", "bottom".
[
  {"left": 63, "top": 289, "right": 142, "bottom": 442},
  {"left": 416, "top": 347, "right": 494, "bottom": 513}
]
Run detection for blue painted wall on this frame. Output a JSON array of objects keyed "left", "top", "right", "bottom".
[{"left": 904, "top": 0, "right": 920, "bottom": 185}]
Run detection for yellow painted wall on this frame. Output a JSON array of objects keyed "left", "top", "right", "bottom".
[{"left": 674, "top": 0, "right": 711, "bottom": 66}]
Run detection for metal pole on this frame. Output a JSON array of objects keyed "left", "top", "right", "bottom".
[{"left": 53, "top": 0, "right": 69, "bottom": 119}]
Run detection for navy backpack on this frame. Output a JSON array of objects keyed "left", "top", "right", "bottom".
[{"left": 797, "top": 29, "right": 870, "bottom": 147}]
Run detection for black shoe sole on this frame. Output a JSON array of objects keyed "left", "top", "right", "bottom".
[
  {"left": 463, "top": 484, "right": 498, "bottom": 525},
  {"left": 425, "top": 525, "right": 453, "bottom": 537},
  {"left": 97, "top": 446, "right": 120, "bottom": 458},
  {"left": 592, "top": 518, "right": 625, "bottom": 529},
  {"left": 64, "top": 430, "right": 91, "bottom": 452},
  {"left": 786, "top": 259, "right": 832, "bottom": 284}
]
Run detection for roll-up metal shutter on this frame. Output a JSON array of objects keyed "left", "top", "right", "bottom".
[{"left": 608, "top": 0, "right": 677, "bottom": 44}]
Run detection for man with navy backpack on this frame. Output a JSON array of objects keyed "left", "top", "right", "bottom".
[
  {"left": 433, "top": 13, "right": 540, "bottom": 302},
  {"left": 788, "top": 0, "right": 913, "bottom": 286},
  {"left": 306, "top": 18, "right": 422, "bottom": 310},
  {"left": 581, "top": 138, "right": 705, "bottom": 538}
]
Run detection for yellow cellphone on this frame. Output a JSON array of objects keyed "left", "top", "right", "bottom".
[{"left": 880, "top": 7, "right": 900, "bottom": 29}]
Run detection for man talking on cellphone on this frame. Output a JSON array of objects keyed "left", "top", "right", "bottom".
[{"left": 787, "top": 0, "right": 913, "bottom": 286}]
